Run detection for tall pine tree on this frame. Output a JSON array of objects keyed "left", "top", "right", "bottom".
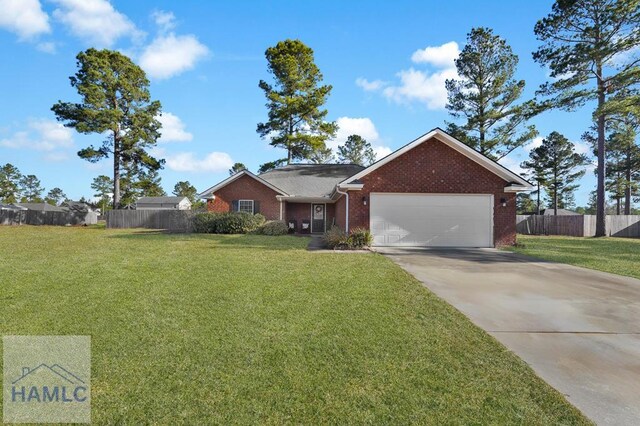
[
  {"left": 524, "top": 132, "right": 587, "bottom": 215},
  {"left": 52, "top": 49, "right": 163, "bottom": 208},
  {"left": 446, "top": 27, "right": 537, "bottom": 160},
  {"left": 533, "top": 0, "right": 640, "bottom": 235},
  {"left": 257, "top": 39, "right": 337, "bottom": 166}
]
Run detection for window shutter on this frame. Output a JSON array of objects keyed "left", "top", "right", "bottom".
[
  {"left": 253, "top": 200, "right": 260, "bottom": 214},
  {"left": 231, "top": 200, "right": 239, "bottom": 212}
]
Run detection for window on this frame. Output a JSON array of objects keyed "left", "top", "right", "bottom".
[{"left": 238, "top": 200, "right": 254, "bottom": 214}]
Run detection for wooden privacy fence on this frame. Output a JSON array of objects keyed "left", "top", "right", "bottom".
[
  {"left": 106, "top": 210, "right": 193, "bottom": 232},
  {"left": 516, "top": 215, "right": 640, "bottom": 238},
  {"left": 0, "top": 210, "right": 98, "bottom": 226}
]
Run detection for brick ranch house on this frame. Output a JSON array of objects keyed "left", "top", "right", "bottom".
[{"left": 198, "top": 128, "right": 533, "bottom": 247}]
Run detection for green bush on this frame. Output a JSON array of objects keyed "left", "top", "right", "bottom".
[
  {"left": 192, "top": 212, "right": 265, "bottom": 234},
  {"left": 323, "top": 226, "right": 348, "bottom": 249},
  {"left": 192, "top": 212, "right": 219, "bottom": 233},
  {"left": 347, "top": 227, "right": 373, "bottom": 249},
  {"left": 256, "top": 220, "right": 289, "bottom": 236},
  {"left": 324, "top": 226, "right": 373, "bottom": 249}
]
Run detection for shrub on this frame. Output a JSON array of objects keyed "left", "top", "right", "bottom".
[
  {"left": 324, "top": 226, "right": 373, "bottom": 250},
  {"left": 347, "top": 227, "right": 373, "bottom": 249},
  {"left": 192, "top": 212, "right": 265, "bottom": 234},
  {"left": 323, "top": 226, "right": 348, "bottom": 249},
  {"left": 256, "top": 220, "right": 289, "bottom": 236},
  {"left": 192, "top": 212, "right": 220, "bottom": 233}
]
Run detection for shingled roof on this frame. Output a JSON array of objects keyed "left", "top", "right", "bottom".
[{"left": 259, "top": 164, "right": 364, "bottom": 198}]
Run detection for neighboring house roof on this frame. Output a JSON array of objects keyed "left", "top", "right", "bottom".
[
  {"left": 15, "top": 203, "right": 68, "bottom": 212},
  {"left": 136, "top": 196, "right": 189, "bottom": 205},
  {"left": 540, "top": 208, "right": 580, "bottom": 216},
  {"left": 260, "top": 164, "right": 365, "bottom": 198},
  {"left": 0, "top": 203, "right": 27, "bottom": 211},
  {"left": 340, "top": 128, "right": 534, "bottom": 191},
  {"left": 62, "top": 201, "right": 92, "bottom": 212}
]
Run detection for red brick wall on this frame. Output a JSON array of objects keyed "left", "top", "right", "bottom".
[
  {"left": 346, "top": 137, "right": 516, "bottom": 246},
  {"left": 207, "top": 174, "right": 281, "bottom": 220},
  {"left": 284, "top": 202, "right": 336, "bottom": 233},
  {"left": 284, "top": 203, "right": 309, "bottom": 232},
  {"left": 326, "top": 203, "right": 336, "bottom": 229},
  {"left": 334, "top": 196, "right": 346, "bottom": 230}
]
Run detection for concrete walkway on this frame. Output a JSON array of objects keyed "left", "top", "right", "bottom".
[{"left": 378, "top": 248, "right": 640, "bottom": 425}]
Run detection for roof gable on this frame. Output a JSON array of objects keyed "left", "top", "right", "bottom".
[
  {"left": 198, "top": 170, "right": 288, "bottom": 199},
  {"left": 340, "top": 128, "right": 533, "bottom": 190}
]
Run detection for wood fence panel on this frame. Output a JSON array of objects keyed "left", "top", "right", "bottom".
[
  {"left": 0, "top": 210, "right": 97, "bottom": 226},
  {"left": 517, "top": 214, "right": 640, "bottom": 238},
  {"left": 105, "top": 210, "right": 193, "bottom": 232}
]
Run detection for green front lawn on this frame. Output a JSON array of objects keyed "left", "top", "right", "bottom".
[
  {"left": 508, "top": 235, "right": 640, "bottom": 280},
  {"left": 0, "top": 227, "right": 587, "bottom": 424}
]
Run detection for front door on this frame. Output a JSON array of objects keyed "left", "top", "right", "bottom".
[{"left": 311, "top": 204, "right": 325, "bottom": 233}]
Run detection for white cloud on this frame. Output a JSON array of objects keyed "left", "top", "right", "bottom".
[
  {"left": 36, "top": 41, "right": 56, "bottom": 53},
  {"left": 355, "top": 77, "right": 386, "bottom": 92},
  {"left": 43, "top": 152, "right": 70, "bottom": 162},
  {"left": 382, "top": 67, "right": 457, "bottom": 110},
  {"left": 523, "top": 136, "right": 543, "bottom": 153},
  {"left": 157, "top": 112, "right": 192, "bottom": 142},
  {"left": 139, "top": 33, "right": 209, "bottom": 80},
  {"left": 0, "top": 119, "right": 73, "bottom": 152},
  {"left": 331, "top": 117, "right": 380, "bottom": 149},
  {"left": 411, "top": 41, "right": 460, "bottom": 67},
  {"left": 357, "top": 41, "right": 459, "bottom": 110},
  {"left": 330, "top": 116, "right": 392, "bottom": 160},
  {"left": 166, "top": 151, "right": 233, "bottom": 173},
  {"left": 152, "top": 10, "right": 175, "bottom": 32},
  {"left": 524, "top": 136, "right": 591, "bottom": 156},
  {"left": 573, "top": 141, "right": 591, "bottom": 156},
  {"left": 498, "top": 155, "right": 526, "bottom": 178},
  {"left": 0, "top": 0, "right": 50, "bottom": 40},
  {"left": 53, "top": 0, "right": 141, "bottom": 47},
  {"left": 373, "top": 146, "right": 392, "bottom": 160}
]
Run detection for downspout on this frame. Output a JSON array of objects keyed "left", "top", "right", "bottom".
[{"left": 336, "top": 186, "right": 349, "bottom": 233}]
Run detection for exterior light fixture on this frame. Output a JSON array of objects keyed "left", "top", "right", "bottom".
[
  {"left": 363, "top": 196, "right": 368, "bottom": 206},
  {"left": 500, "top": 197, "right": 507, "bottom": 207}
]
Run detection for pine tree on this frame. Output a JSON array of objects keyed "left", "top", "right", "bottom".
[
  {"left": 533, "top": 0, "right": 640, "bottom": 234},
  {"left": 229, "top": 163, "right": 247, "bottom": 175},
  {"left": 445, "top": 27, "right": 537, "bottom": 160},
  {"left": 0, "top": 163, "right": 22, "bottom": 203},
  {"left": 524, "top": 132, "right": 587, "bottom": 215},
  {"left": 257, "top": 39, "right": 337, "bottom": 163},
  {"left": 52, "top": 48, "right": 163, "bottom": 208},
  {"left": 337, "top": 135, "right": 376, "bottom": 166}
]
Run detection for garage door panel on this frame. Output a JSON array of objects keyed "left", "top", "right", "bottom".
[{"left": 370, "top": 193, "right": 493, "bottom": 247}]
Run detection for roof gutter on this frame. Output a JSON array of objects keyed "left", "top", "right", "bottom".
[{"left": 504, "top": 184, "right": 535, "bottom": 192}]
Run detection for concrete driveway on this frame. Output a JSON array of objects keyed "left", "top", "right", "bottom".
[{"left": 378, "top": 248, "right": 640, "bottom": 425}]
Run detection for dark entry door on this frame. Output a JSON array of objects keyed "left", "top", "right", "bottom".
[{"left": 311, "top": 204, "right": 325, "bottom": 233}]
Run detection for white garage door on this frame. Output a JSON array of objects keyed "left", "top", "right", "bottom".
[{"left": 370, "top": 193, "right": 493, "bottom": 247}]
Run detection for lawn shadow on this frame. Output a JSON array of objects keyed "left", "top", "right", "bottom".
[
  {"left": 106, "top": 230, "right": 309, "bottom": 251},
  {"left": 377, "top": 247, "right": 554, "bottom": 264}
]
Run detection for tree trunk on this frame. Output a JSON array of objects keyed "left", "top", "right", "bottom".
[
  {"left": 536, "top": 181, "right": 541, "bottom": 215},
  {"left": 113, "top": 131, "right": 121, "bottom": 209},
  {"left": 595, "top": 70, "right": 607, "bottom": 236},
  {"left": 625, "top": 150, "right": 631, "bottom": 215},
  {"left": 553, "top": 189, "right": 558, "bottom": 216},
  {"left": 287, "top": 117, "right": 293, "bottom": 164},
  {"left": 616, "top": 197, "right": 621, "bottom": 215}
]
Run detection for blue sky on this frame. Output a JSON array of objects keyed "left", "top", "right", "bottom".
[{"left": 0, "top": 0, "right": 597, "bottom": 204}]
